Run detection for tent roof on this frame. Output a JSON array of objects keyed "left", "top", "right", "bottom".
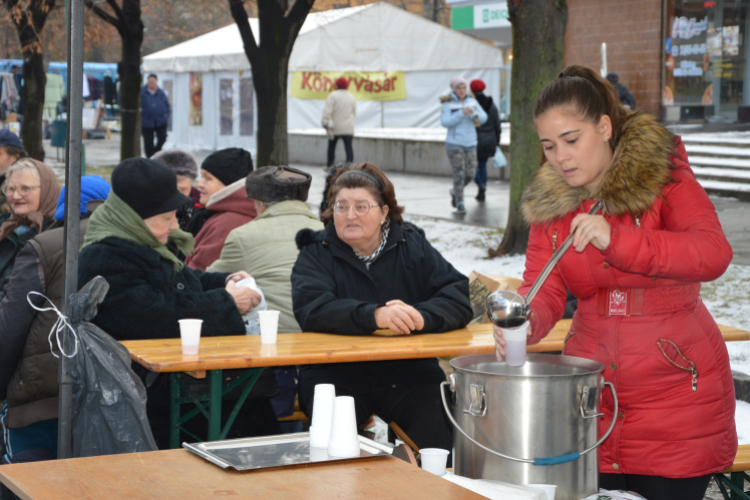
[{"left": 143, "top": 2, "right": 503, "bottom": 73}]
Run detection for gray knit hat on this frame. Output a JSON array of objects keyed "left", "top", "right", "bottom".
[
  {"left": 245, "top": 166, "right": 312, "bottom": 203},
  {"left": 151, "top": 149, "right": 199, "bottom": 180}
]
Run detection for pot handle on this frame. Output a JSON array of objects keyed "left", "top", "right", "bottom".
[{"left": 440, "top": 380, "right": 618, "bottom": 466}]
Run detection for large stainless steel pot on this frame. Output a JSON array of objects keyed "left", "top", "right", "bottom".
[{"left": 441, "top": 354, "right": 617, "bottom": 500}]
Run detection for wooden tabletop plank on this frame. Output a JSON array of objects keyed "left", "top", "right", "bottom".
[
  {"left": 0, "top": 449, "right": 487, "bottom": 500},
  {"left": 120, "top": 321, "right": 748, "bottom": 373}
]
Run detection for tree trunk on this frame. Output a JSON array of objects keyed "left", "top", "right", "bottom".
[
  {"left": 118, "top": 0, "right": 143, "bottom": 160},
  {"left": 493, "top": 0, "right": 567, "bottom": 256},
  {"left": 21, "top": 51, "right": 46, "bottom": 161},
  {"left": 253, "top": 54, "right": 289, "bottom": 167},
  {"left": 119, "top": 38, "right": 142, "bottom": 159}
]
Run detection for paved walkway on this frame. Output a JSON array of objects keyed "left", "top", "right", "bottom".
[{"left": 41, "top": 133, "right": 750, "bottom": 265}]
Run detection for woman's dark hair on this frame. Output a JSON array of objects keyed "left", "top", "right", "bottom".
[
  {"left": 321, "top": 162, "right": 404, "bottom": 227},
  {"left": 533, "top": 64, "right": 631, "bottom": 151}
]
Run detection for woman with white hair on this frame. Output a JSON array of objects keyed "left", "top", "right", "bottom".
[{"left": 0, "top": 159, "right": 60, "bottom": 297}]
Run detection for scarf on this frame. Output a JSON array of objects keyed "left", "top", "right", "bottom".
[
  {"left": 82, "top": 191, "right": 194, "bottom": 271},
  {"left": 354, "top": 218, "right": 391, "bottom": 270},
  {"left": 0, "top": 159, "right": 61, "bottom": 241}
]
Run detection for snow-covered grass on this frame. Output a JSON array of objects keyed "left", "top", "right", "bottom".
[
  {"left": 409, "top": 214, "right": 750, "bottom": 377},
  {"left": 737, "top": 401, "right": 750, "bottom": 445}
]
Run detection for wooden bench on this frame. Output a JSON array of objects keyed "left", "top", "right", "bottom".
[{"left": 715, "top": 445, "right": 750, "bottom": 499}]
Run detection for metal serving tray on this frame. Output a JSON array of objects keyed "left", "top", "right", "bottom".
[{"left": 183, "top": 432, "right": 393, "bottom": 471}]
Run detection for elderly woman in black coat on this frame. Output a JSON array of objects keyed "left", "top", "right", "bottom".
[
  {"left": 78, "top": 158, "right": 279, "bottom": 448},
  {"left": 292, "top": 162, "right": 472, "bottom": 453}
]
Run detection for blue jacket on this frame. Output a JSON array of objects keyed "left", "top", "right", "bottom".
[
  {"left": 141, "top": 86, "right": 171, "bottom": 129},
  {"left": 440, "top": 92, "right": 487, "bottom": 149}
]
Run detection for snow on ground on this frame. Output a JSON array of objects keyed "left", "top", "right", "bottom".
[
  {"left": 737, "top": 401, "right": 750, "bottom": 444},
  {"left": 408, "top": 214, "right": 750, "bottom": 376}
]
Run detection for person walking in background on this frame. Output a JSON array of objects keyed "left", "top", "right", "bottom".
[
  {"left": 141, "top": 74, "right": 171, "bottom": 158},
  {"left": 440, "top": 77, "right": 487, "bottom": 214},
  {"left": 151, "top": 149, "right": 202, "bottom": 231},
  {"left": 606, "top": 73, "right": 636, "bottom": 110},
  {"left": 0, "top": 129, "right": 26, "bottom": 211},
  {"left": 322, "top": 77, "right": 356, "bottom": 169},
  {"left": 469, "top": 79, "right": 501, "bottom": 202}
]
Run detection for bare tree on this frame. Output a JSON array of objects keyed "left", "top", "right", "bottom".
[
  {"left": 2, "top": 0, "right": 55, "bottom": 161},
  {"left": 229, "top": 0, "right": 316, "bottom": 167},
  {"left": 84, "top": 0, "right": 143, "bottom": 160},
  {"left": 492, "top": 0, "right": 567, "bottom": 256}
]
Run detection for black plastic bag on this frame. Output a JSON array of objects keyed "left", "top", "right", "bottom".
[{"left": 64, "top": 276, "right": 157, "bottom": 457}]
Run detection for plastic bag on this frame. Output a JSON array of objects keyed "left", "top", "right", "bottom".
[
  {"left": 237, "top": 277, "right": 268, "bottom": 335},
  {"left": 583, "top": 490, "right": 646, "bottom": 500},
  {"left": 62, "top": 276, "right": 157, "bottom": 457},
  {"left": 493, "top": 146, "right": 507, "bottom": 169}
]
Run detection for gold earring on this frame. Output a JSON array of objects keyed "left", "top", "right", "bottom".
[{"left": 381, "top": 220, "right": 384, "bottom": 226}]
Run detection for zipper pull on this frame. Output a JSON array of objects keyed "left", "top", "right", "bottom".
[
  {"left": 691, "top": 368, "right": 698, "bottom": 392},
  {"left": 552, "top": 231, "right": 558, "bottom": 252}
]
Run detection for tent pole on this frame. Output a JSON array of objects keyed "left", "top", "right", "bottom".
[{"left": 58, "top": 0, "right": 84, "bottom": 460}]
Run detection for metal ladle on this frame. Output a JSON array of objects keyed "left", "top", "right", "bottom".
[{"left": 487, "top": 199, "right": 606, "bottom": 328}]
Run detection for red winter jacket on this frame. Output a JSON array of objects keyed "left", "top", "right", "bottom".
[
  {"left": 185, "top": 179, "right": 256, "bottom": 271},
  {"left": 519, "top": 113, "right": 736, "bottom": 478}
]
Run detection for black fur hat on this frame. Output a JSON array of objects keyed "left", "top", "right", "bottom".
[
  {"left": 245, "top": 166, "right": 312, "bottom": 203},
  {"left": 151, "top": 149, "right": 199, "bottom": 180}
]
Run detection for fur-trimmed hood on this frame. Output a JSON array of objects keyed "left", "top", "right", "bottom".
[{"left": 521, "top": 113, "right": 676, "bottom": 223}]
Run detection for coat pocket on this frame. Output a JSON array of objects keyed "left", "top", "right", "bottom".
[{"left": 656, "top": 338, "right": 698, "bottom": 392}]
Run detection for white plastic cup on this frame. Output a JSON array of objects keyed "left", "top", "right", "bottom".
[
  {"left": 309, "top": 446, "right": 329, "bottom": 462},
  {"left": 259, "top": 310, "right": 280, "bottom": 344},
  {"left": 309, "top": 384, "right": 336, "bottom": 449},
  {"left": 525, "top": 484, "right": 557, "bottom": 500},
  {"left": 178, "top": 319, "right": 203, "bottom": 355},
  {"left": 501, "top": 322, "right": 529, "bottom": 367},
  {"left": 420, "top": 448, "right": 449, "bottom": 476},
  {"left": 327, "top": 396, "right": 360, "bottom": 458}
]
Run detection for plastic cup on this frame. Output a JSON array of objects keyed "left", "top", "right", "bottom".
[
  {"left": 309, "top": 446, "right": 329, "bottom": 462},
  {"left": 178, "top": 319, "right": 203, "bottom": 355},
  {"left": 501, "top": 322, "right": 529, "bottom": 367},
  {"left": 525, "top": 484, "right": 557, "bottom": 500},
  {"left": 420, "top": 448, "right": 449, "bottom": 476},
  {"left": 327, "top": 396, "right": 360, "bottom": 458},
  {"left": 259, "top": 310, "right": 280, "bottom": 344},
  {"left": 309, "top": 384, "right": 336, "bottom": 449}
]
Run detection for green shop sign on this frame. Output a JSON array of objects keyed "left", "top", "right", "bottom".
[{"left": 451, "top": 2, "right": 510, "bottom": 30}]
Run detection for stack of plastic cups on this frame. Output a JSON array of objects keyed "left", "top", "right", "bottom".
[
  {"left": 309, "top": 384, "right": 336, "bottom": 449},
  {"left": 327, "top": 396, "right": 361, "bottom": 458},
  {"left": 502, "top": 321, "right": 529, "bottom": 367}
]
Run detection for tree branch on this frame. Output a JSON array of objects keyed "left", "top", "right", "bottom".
[
  {"left": 228, "top": 0, "right": 261, "bottom": 65},
  {"left": 104, "top": 0, "right": 124, "bottom": 21},
  {"left": 84, "top": 0, "right": 121, "bottom": 29},
  {"left": 285, "top": 0, "right": 313, "bottom": 28}
]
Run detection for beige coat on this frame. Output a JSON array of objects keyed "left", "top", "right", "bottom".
[
  {"left": 207, "top": 201, "right": 324, "bottom": 334},
  {"left": 321, "top": 89, "right": 356, "bottom": 136}
]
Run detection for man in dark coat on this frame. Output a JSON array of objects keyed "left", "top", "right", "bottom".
[
  {"left": 141, "top": 74, "right": 171, "bottom": 158},
  {"left": 606, "top": 73, "right": 636, "bottom": 109},
  {"left": 0, "top": 128, "right": 26, "bottom": 209},
  {"left": 292, "top": 220, "right": 472, "bottom": 454},
  {"left": 469, "top": 80, "right": 501, "bottom": 202}
]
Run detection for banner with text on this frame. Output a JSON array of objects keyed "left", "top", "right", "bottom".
[{"left": 290, "top": 71, "right": 406, "bottom": 101}]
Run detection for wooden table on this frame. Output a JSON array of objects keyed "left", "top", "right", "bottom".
[
  {"left": 0, "top": 449, "right": 486, "bottom": 500},
  {"left": 121, "top": 321, "right": 749, "bottom": 448}
]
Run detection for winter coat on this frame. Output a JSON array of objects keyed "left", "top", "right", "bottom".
[
  {"left": 614, "top": 82, "right": 636, "bottom": 109},
  {"left": 440, "top": 92, "right": 487, "bottom": 149},
  {"left": 141, "top": 85, "right": 171, "bottom": 129},
  {"left": 185, "top": 179, "right": 257, "bottom": 272},
  {"left": 0, "top": 209, "right": 95, "bottom": 429},
  {"left": 207, "top": 200, "right": 324, "bottom": 334},
  {"left": 0, "top": 217, "right": 54, "bottom": 300},
  {"left": 474, "top": 92, "right": 502, "bottom": 160},
  {"left": 78, "top": 237, "right": 246, "bottom": 343},
  {"left": 520, "top": 112, "right": 736, "bottom": 478},
  {"left": 291, "top": 221, "right": 472, "bottom": 387},
  {"left": 321, "top": 89, "right": 356, "bottom": 136}
]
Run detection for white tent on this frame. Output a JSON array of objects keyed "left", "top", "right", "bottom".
[{"left": 143, "top": 2, "right": 504, "bottom": 152}]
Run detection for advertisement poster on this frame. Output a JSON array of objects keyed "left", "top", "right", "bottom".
[
  {"left": 219, "top": 79, "right": 233, "bottom": 136},
  {"left": 189, "top": 73, "right": 202, "bottom": 126},
  {"left": 290, "top": 71, "right": 406, "bottom": 101},
  {"left": 723, "top": 25, "right": 740, "bottom": 57}
]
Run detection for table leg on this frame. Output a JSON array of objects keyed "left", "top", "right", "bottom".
[
  {"left": 208, "top": 370, "right": 223, "bottom": 442},
  {"left": 714, "top": 472, "right": 750, "bottom": 500},
  {"left": 170, "top": 373, "right": 180, "bottom": 449}
]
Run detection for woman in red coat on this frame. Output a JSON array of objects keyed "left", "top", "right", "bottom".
[{"left": 494, "top": 65, "right": 736, "bottom": 500}]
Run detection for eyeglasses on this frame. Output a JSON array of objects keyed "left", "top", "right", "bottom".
[
  {"left": 333, "top": 202, "right": 380, "bottom": 216},
  {"left": 2, "top": 183, "right": 40, "bottom": 197}
]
